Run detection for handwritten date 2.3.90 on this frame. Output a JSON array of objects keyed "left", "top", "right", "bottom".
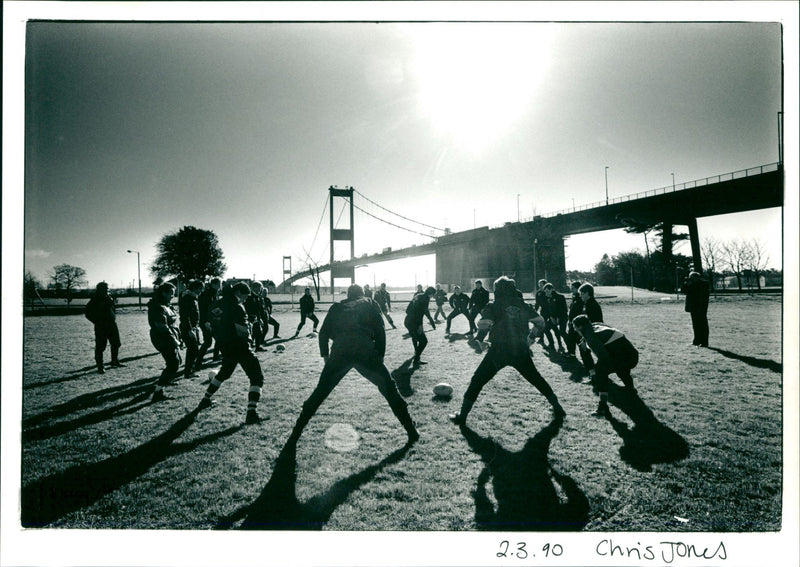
[{"left": 497, "top": 540, "right": 564, "bottom": 560}]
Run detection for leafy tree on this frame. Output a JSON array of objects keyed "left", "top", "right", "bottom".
[
  {"left": 594, "top": 254, "right": 616, "bottom": 286},
  {"left": 721, "top": 239, "right": 752, "bottom": 291},
  {"left": 24, "top": 271, "right": 42, "bottom": 300},
  {"left": 50, "top": 264, "right": 87, "bottom": 305},
  {"left": 612, "top": 250, "right": 649, "bottom": 288},
  {"left": 151, "top": 226, "right": 226, "bottom": 285}
]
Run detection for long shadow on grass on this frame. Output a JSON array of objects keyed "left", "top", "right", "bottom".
[
  {"left": 217, "top": 439, "right": 411, "bottom": 530},
  {"left": 25, "top": 353, "right": 161, "bottom": 390},
  {"left": 541, "top": 349, "right": 588, "bottom": 383},
  {"left": 460, "top": 418, "right": 589, "bottom": 531},
  {"left": 391, "top": 358, "right": 423, "bottom": 397},
  {"left": 706, "top": 347, "right": 782, "bottom": 373},
  {"left": 604, "top": 385, "right": 690, "bottom": 472},
  {"left": 21, "top": 409, "right": 243, "bottom": 527},
  {"left": 23, "top": 376, "right": 159, "bottom": 429}
]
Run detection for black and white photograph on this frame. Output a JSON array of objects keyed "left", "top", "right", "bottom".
[{"left": 2, "top": 2, "right": 797, "bottom": 566}]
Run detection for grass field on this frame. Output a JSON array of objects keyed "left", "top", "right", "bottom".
[{"left": 19, "top": 291, "right": 783, "bottom": 532}]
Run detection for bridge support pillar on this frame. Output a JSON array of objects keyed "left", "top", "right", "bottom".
[{"left": 687, "top": 217, "right": 703, "bottom": 273}]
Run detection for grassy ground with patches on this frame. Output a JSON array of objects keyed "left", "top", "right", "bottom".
[{"left": 19, "top": 291, "right": 782, "bottom": 531}]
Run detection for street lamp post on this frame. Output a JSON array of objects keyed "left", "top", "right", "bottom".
[
  {"left": 604, "top": 166, "right": 609, "bottom": 205},
  {"left": 126, "top": 249, "right": 142, "bottom": 310},
  {"left": 517, "top": 194, "right": 520, "bottom": 222},
  {"left": 671, "top": 172, "right": 675, "bottom": 191}
]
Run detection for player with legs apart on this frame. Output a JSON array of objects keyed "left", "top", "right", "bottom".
[
  {"left": 287, "top": 284, "right": 419, "bottom": 445},
  {"left": 445, "top": 285, "right": 473, "bottom": 335},
  {"left": 198, "top": 282, "right": 267, "bottom": 425},
  {"left": 373, "top": 282, "right": 396, "bottom": 329},
  {"left": 449, "top": 276, "right": 565, "bottom": 425},
  {"left": 404, "top": 286, "right": 437, "bottom": 365},
  {"left": 294, "top": 287, "right": 319, "bottom": 336},
  {"left": 196, "top": 277, "right": 221, "bottom": 366},
  {"left": 149, "top": 283, "right": 183, "bottom": 402},
  {"left": 179, "top": 279, "right": 204, "bottom": 379},
  {"left": 572, "top": 314, "right": 639, "bottom": 417}
]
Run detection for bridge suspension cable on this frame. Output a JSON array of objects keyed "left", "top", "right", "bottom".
[
  {"left": 349, "top": 197, "right": 439, "bottom": 240},
  {"left": 353, "top": 188, "right": 446, "bottom": 234}
]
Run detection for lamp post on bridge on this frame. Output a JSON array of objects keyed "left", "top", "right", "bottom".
[
  {"left": 671, "top": 172, "right": 675, "bottom": 191},
  {"left": 604, "top": 166, "right": 609, "bottom": 205},
  {"left": 126, "top": 249, "right": 142, "bottom": 310}
]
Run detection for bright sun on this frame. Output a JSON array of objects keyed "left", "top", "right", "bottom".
[{"left": 410, "top": 23, "right": 554, "bottom": 153}]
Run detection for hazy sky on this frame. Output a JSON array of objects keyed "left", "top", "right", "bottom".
[{"left": 17, "top": 7, "right": 788, "bottom": 289}]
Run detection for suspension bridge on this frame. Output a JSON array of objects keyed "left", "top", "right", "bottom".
[{"left": 280, "top": 162, "right": 783, "bottom": 293}]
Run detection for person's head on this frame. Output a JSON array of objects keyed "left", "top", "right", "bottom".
[
  {"left": 347, "top": 283, "right": 364, "bottom": 300},
  {"left": 571, "top": 281, "right": 582, "bottom": 293},
  {"left": 304, "top": 287, "right": 311, "bottom": 295},
  {"left": 96, "top": 282, "right": 109, "bottom": 295},
  {"left": 537, "top": 279, "right": 548, "bottom": 290},
  {"left": 416, "top": 284, "right": 424, "bottom": 292},
  {"left": 579, "top": 283, "right": 594, "bottom": 301},
  {"left": 380, "top": 282, "right": 387, "bottom": 290},
  {"left": 209, "top": 277, "right": 221, "bottom": 291},
  {"left": 475, "top": 280, "right": 483, "bottom": 289},
  {"left": 688, "top": 271, "right": 701, "bottom": 280},
  {"left": 364, "top": 284, "right": 370, "bottom": 291},
  {"left": 157, "top": 282, "right": 176, "bottom": 302},
  {"left": 453, "top": 285, "right": 462, "bottom": 294},
  {"left": 544, "top": 282, "right": 554, "bottom": 296},
  {"left": 232, "top": 282, "right": 251, "bottom": 302},
  {"left": 187, "top": 279, "right": 205, "bottom": 295},
  {"left": 436, "top": 283, "right": 441, "bottom": 290},
  {"left": 492, "top": 276, "right": 517, "bottom": 298},
  {"left": 250, "top": 280, "right": 263, "bottom": 294},
  {"left": 424, "top": 286, "right": 436, "bottom": 297},
  {"left": 572, "top": 314, "right": 593, "bottom": 337}
]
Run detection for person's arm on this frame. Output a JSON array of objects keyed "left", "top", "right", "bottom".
[
  {"left": 475, "top": 306, "right": 494, "bottom": 342},
  {"left": 318, "top": 305, "right": 335, "bottom": 359}
]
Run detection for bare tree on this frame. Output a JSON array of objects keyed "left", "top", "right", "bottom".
[
  {"left": 701, "top": 236, "right": 723, "bottom": 293},
  {"left": 721, "top": 239, "right": 752, "bottom": 291},
  {"left": 51, "top": 264, "right": 87, "bottom": 305},
  {"left": 745, "top": 239, "right": 770, "bottom": 290}
]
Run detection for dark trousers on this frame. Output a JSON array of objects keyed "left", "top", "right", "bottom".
[
  {"left": 460, "top": 348, "right": 560, "bottom": 418},
  {"left": 94, "top": 323, "right": 121, "bottom": 369},
  {"left": 446, "top": 309, "right": 474, "bottom": 332},
  {"left": 690, "top": 310, "right": 709, "bottom": 346},
  {"left": 267, "top": 316, "right": 280, "bottom": 337},
  {"left": 290, "top": 349, "right": 415, "bottom": 442},
  {"left": 197, "top": 323, "right": 219, "bottom": 362},
  {"left": 433, "top": 304, "right": 446, "bottom": 321},
  {"left": 214, "top": 342, "right": 265, "bottom": 387},
  {"left": 565, "top": 325, "right": 581, "bottom": 356},
  {"left": 405, "top": 320, "right": 428, "bottom": 359},
  {"left": 156, "top": 347, "right": 182, "bottom": 387},
  {"left": 378, "top": 304, "right": 395, "bottom": 327},
  {"left": 181, "top": 325, "right": 201, "bottom": 376},
  {"left": 580, "top": 348, "right": 638, "bottom": 391},
  {"left": 251, "top": 320, "right": 267, "bottom": 347},
  {"left": 297, "top": 312, "right": 319, "bottom": 332}
]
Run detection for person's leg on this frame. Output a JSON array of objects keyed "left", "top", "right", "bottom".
[
  {"left": 182, "top": 328, "right": 199, "bottom": 378},
  {"left": 591, "top": 360, "right": 613, "bottom": 415},
  {"left": 269, "top": 316, "right": 281, "bottom": 338},
  {"left": 555, "top": 320, "right": 567, "bottom": 351},
  {"left": 699, "top": 311, "right": 709, "bottom": 346},
  {"left": 450, "top": 350, "right": 502, "bottom": 424},
  {"left": 414, "top": 326, "right": 428, "bottom": 361},
  {"left": 199, "top": 344, "right": 238, "bottom": 407},
  {"left": 238, "top": 347, "right": 267, "bottom": 423},
  {"left": 310, "top": 313, "right": 319, "bottom": 331},
  {"left": 295, "top": 313, "right": 307, "bottom": 335},
  {"left": 288, "top": 357, "right": 352, "bottom": 443},
  {"left": 197, "top": 325, "right": 213, "bottom": 363},
  {"left": 356, "top": 359, "right": 419, "bottom": 442},
  {"left": 513, "top": 354, "right": 565, "bottom": 417},
  {"left": 690, "top": 311, "right": 701, "bottom": 345},
  {"left": 614, "top": 349, "right": 639, "bottom": 390},
  {"left": 108, "top": 323, "right": 123, "bottom": 365},
  {"left": 153, "top": 348, "right": 181, "bottom": 401},
  {"left": 94, "top": 326, "right": 108, "bottom": 373}
]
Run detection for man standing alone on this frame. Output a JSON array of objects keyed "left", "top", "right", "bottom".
[
  {"left": 85, "top": 282, "right": 124, "bottom": 373},
  {"left": 295, "top": 287, "right": 319, "bottom": 336},
  {"left": 682, "top": 271, "right": 710, "bottom": 347}
]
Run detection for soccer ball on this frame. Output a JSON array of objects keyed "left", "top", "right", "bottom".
[
  {"left": 208, "top": 370, "right": 217, "bottom": 380},
  {"left": 433, "top": 383, "right": 454, "bottom": 398},
  {"left": 276, "top": 344, "right": 286, "bottom": 352}
]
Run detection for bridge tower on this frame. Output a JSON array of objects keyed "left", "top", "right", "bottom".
[{"left": 329, "top": 186, "right": 355, "bottom": 295}]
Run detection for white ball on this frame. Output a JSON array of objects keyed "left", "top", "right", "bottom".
[
  {"left": 433, "top": 382, "right": 454, "bottom": 398},
  {"left": 208, "top": 370, "right": 217, "bottom": 380}
]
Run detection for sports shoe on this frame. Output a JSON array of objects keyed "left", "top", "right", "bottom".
[
  {"left": 591, "top": 402, "right": 610, "bottom": 417},
  {"left": 198, "top": 397, "right": 214, "bottom": 410},
  {"left": 109, "top": 361, "right": 126, "bottom": 368},
  {"left": 151, "top": 390, "right": 167, "bottom": 403},
  {"left": 448, "top": 412, "right": 465, "bottom": 425},
  {"left": 245, "top": 410, "right": 262, "bottom": 425},
  {"left": 97, "top": 367, "right": 105, "bottom": 374}
]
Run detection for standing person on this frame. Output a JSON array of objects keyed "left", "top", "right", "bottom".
[
  {"left": 85, "top": 281, "right": 124, "bottom": 373},
  {"left": 287, "top": 284, "right": 419, "bottom": 446},
  {"left": 533, "top": 279, "right": 549, "bottom": 345},
  {"left": 245, "top": 280, "right": 268, "bottom": 350},
  {"left": 196, "top": 277, "right": 221, "bottom": 366},
  {"left": 682, "top": 271, "right": 710, "bottom": 347},
  {"left": 543, "top": 283, "right": 568, "bottom": 353},
  {"left": 294, "top": 287, "right": 319, "bottom": 336},
  {"left": 179, "top": 279, "right": 204, "bottom": 379},
  {"left": 449, "top": 276, "right": 565, "bottom": 425},
  {"left": 468, "top": 280, "right": 490, "bottom": 333},
  {"left": 433, "top": 284, "right": 448, "bottom": 323},
  {"left": 579, "top": 283, "right": 603, "bottom": 323},
  {"left": 565, "top": 281, "right": 584, "bottom": 358},
  {"left": 415, "top": 284, "right": 424, "bottom": 296},
  {"left": 535, "top": 281, "right": 557, "bottom": 350},
  {"left": 374, "top": 282, "right": 396, "bottom": 329},
  {"left": 445, "top": 285, "right": 473, "bottom": 335},
  {"left": 572, "top": 314, "right": 639, "bottom": 416},
  {"left": 404, "top": 286, "right": 437, "bottom": 365},
  {"left": 262, "top": 286, "right": 281, "bottom": 339},
  {"left": 198, "top": 282, "right": 267, "bottom": 425},
  {"left": 148, "top": 283, "right": 183, "bottom": 402},
  {"left": 363, "top": 284, "right": 373, "bottom": 299}
]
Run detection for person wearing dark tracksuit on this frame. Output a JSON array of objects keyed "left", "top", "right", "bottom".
[
  {"left": 85, "top": 281, "right": 124, "bottom": 373},
  {"left": 197, "top": 277, "right": 221, "bottom": 365},
  {"left": 449, "top": 276, "right": 565, "bottom": 426},
  {"left": 374, "top": 283, "right": 396, "bottom": 329},
  {"left": 179, "top": 279, "right": 204, "bottom": 379},
  {"left": 244, "top": 281, "right": 268, "bottom": 350},
  {"left": 682, "top": 271, "right": 710, "bottom": 347},
  {"left": 198, "top": 282, "right": 266, "bottom": 425},
  {"left": 149, "top": 283, "right": 183, "bottom": 402},
  {"left": 468, "top": 280, "right": 490, "bottom": 332},
  {"left": 404, "top": 286, "right": 437, "bottom": 364},
  {"left": 579, "top": 283, "right": 603, "bottom": 323},
  {"left": 543, "top": 283, "right": 568, "bottom": 353},
  {"left": 445, "top": 286, "right": 473, "bottom": 334},
  {"left": 295, "top": 287, "right": 319, "bottom": 336},
  {"left": 573, "top": 314, "right": 639, "bottom": 417},
  {"left": 288, "top": 284, "right": 419, "bottom": 446},
  {"left": 263, "top": 288, "right": 281, "bottom": 339},
  {"left": 433, "top": 284, "right": 448, "bottom": 322},
  {"left": 565, "top": 281, "right": 584, "bottom": 357}
]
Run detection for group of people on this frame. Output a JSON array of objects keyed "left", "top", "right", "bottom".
[{"left": 86, "top": 270, "right": 710, "bottom": 435}]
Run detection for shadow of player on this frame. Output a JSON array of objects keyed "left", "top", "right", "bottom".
[
  {"left": 706, "top": 346, "right": 781, "bottom": 373},
  {"left": 21, "top": 409, "right": 243, "bottom": 527},
  {"left": 26, "top": 352, "right": 162, "bottom": 390},
  {"left": 544, "top": 349, "right": 589, "bottom": 383},
  {"left": 460, "top": 418, "right": 589, "bottom": 531},
  {"left": 604, "top": 385, "right": 690, "bottom": 472},
  {"left": 391, "top": 357, "right": 422, "bottom": 397},
  {"left": 217, "top": 438, "right": 412, "bottom": 530}
]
